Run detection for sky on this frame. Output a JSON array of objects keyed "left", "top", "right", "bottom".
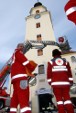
[{"left": 0, "top": 0, "right": 76, "bottom": 68}]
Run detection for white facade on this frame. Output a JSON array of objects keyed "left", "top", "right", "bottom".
[
  {"left": 25, "top": 3, "right": 59, "bottom": 64},
  {"left": 24, "top": 2, "right": 58, "bottom": 113},
  {"left": 62, "top": 53, "right": 76, "bottom": 98},
  {"left": 62, "top": 53, "right": 76, "bottom": 84}
]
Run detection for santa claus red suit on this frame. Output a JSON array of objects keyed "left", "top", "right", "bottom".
[
  {"left": 10, "top": 43, "right": 36, "bottom": 113},
  {"left": 47, "top": 49, "right": 74, "bottom": 113}
]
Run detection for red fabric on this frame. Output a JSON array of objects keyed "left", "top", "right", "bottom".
[
  {"left": 53, "top": 87, "right": 74, "bottom": 113},
  {"left": 10, "top": 49, "right": 36, "bottom": 113},
  {"left": 47, "top": 57, "right": 74, "bottom": 113},
  {"left": 1, "top": 89, "right": 7, "bottom": 96},
  {"left": 64, "top": 0, "right": 76, "bottom": 11},
  {"left": 64, "top": 0, "right": 76, "bottom": 24},
  {"left": 10, "top": 80, "right": 31, "bottom": 113},
  {"left": 0, "top": 89, "right": 7, "bottom": 96},
  {"left": 11, "top": 49, "right": 35, "bottom": 83},
  {"left": 0, "top": 65, "right": 10, "bottom": 78},
  {"left": 67, "top": 12, "right": 76, "bottom": 24},
  {"left": 47, "top": 57, "right": 73, "bottom": 87}
]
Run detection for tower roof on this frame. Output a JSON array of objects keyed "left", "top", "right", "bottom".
[{"left": 34, "top": 2, "right": 42, "bottom": 7}]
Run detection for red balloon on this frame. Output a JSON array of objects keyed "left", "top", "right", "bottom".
[{"left": 64, "top": 0, "right": 76, "bottom": 25}]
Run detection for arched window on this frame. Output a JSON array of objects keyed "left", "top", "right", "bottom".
[
  {"left": 36, "top": 10, "right": 40, "bottom": 14},
  {"left": 38, "top": 65, "right": 45, "bottom": 74}
]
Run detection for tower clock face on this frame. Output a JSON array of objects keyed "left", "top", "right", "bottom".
[{"left": 34, "top": 14, "right": 41, "bottom": 19}]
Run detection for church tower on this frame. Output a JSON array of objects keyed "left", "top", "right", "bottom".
[
  {"left": 25, "top": 2, "right": 58, "bottom": 113},
  {"left": 25, "top": 2, "right": 58, "bottom": 63}
]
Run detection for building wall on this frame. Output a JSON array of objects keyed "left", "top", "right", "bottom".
[
  {"left": 24, "top": 3, "right": 76, "bottom": 113},
  {"left": 25, "top": 5, "right": 58, "bottom": 64},
  {"left": 62, "top": 53, "right": 76, "bottom": 98},
  {"left": 24, "top": 4, "right": 59, "bottom": 113},
  {"left": 62, "top": 53, "right": 76, "bottom": 83}
]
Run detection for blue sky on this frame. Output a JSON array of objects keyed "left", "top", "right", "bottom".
[{"left": 0, "top": 0, "right": 76, "bottom": 68}]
